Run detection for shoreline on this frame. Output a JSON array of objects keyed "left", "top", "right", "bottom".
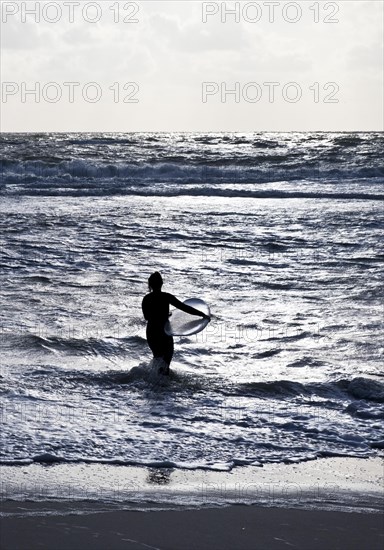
[
  {"left": 1, "top": 504, "right": 383, "bottom": 550},
  {"left": 1, "top": 457, "right": 383, "bottom": 514},
  {"left": 1, "top": 455, "right": 383, "bottom": 549}
]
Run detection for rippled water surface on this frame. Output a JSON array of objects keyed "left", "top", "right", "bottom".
[{"left": 1, "top": 132, "right": 383, "bottom": 471}]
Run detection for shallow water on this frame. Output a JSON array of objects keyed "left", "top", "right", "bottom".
[{"left": 1, "top": 132, "right": 383, "bottom": 473}]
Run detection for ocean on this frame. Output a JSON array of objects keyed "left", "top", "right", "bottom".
[{"left": 1, "top": 132, "right": 383, "bottom": 504}]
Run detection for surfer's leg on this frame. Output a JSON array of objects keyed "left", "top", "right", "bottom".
[
  {"left": 154, "top": 336, "right": 173, "bottom": 375},
  {"left": 146, "top": 328, "right": 162, "bottom": 361},
  {"left": 161, "top": 336, "right": 174, "bottom": 374},
  {"left": 146, "top": 328, "right": 173, "bottom": 375}
]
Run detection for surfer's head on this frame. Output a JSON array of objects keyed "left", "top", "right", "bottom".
[{"left": 148, "top": 271, "right": 163, "bottom": 292}]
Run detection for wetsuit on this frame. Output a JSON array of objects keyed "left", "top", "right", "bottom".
[{"left": 142, "top": 291, "right": 204, "bottom": 368}]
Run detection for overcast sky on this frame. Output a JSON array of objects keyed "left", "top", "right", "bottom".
[{"left": 1, "top": 1, "right": 382, "bottom": 131}]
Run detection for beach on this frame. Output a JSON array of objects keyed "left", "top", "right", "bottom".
[
  {"left": 1, "top": 131, "right": 383, "bottom": 548},
  {"left": 1, "top": 457, "right": 383, "bottom": 549},
  {"left": 2, "top": 503, "right": 383, "bottom": 550}
]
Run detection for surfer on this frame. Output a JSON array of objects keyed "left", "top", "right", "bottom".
[{"left": 142, "top": 272, "right": 210, "bottom": 374}]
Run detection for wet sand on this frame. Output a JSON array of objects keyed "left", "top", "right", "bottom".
[
  {"left": 1, "top": 503, "right": 383, "bottom": 550},
  {"left": 1, "top": 457, "right": 383, "bottom": 549}
]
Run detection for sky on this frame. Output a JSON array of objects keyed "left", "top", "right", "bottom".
[{"left": 0, "top": 0, "right": 383, "bottom": 131}]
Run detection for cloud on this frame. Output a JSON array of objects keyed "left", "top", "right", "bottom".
[
  {"left": 1, "top": 0, "right": 382, "bottom": 131},
  {"left": 1, "top": 17, "right": 51, "bottom": 50},
  {"left": 346, "top": 42, "right": 383, "bottom": 72}
]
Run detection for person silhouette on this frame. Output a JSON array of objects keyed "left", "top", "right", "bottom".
[{"left": 142, "top": 272, "right": 210, "bottom": 374}]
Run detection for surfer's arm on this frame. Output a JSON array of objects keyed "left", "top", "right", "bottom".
[
  {"left": 141, "top": 297, "right": 149, "bottom": 321},
  {"left": 168, "top": 295, "right": 209, "bottom": 319}
]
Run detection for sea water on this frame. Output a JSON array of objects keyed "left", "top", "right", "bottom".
[{"left": 1, "top": 133, "right": 383, "bottom": 483}]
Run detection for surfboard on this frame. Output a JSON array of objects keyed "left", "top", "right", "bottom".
[{"left": 164, "top": 298, "right": 210, "bottom": 336}]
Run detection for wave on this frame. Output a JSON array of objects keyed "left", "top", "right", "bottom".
[
  {"left": 2, "top": 181, "right": 383, "bottom": 200},
  {"left": 1, "top": 130, "right": 383, "bottom": 197},
  {"left": 0, "top": 453, "right": 237, "bottom": 471},
  {"left": 1, "top": 157, "right": 383, "bottom": 195},
  {"left": 2, "top": 158, "right": 383, "bottom": 181},
  {"left": 0, "top": 445, "right": 378, "bottom": 471},
  {"left": 339, "top": 377, "right": 384, "bottom": 403},
  {"left": 234, "top": 377, "right": 384, "bottom": 403},
  {"left": 2, "top": 332, "right": 144, "bottom": 358}
]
